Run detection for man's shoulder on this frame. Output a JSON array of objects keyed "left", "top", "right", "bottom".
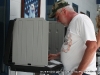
[
  {"left": 71, "top": 14, "right": 83, "bottom": 22},
  {"left": 75, "top": 14, "right": 90, "bottom": 22}
]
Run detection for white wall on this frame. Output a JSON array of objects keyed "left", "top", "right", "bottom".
[
  {"left": 66, "top": 0, "right": 97, "bottom": 31},
  {"left": 10, "top": 0, "right": 21, "bottom": 20},
  {"left": 40, "top": 0, "right": 46, "bottom": 19}
]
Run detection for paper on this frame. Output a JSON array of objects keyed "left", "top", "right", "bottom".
[
  {"left": 49, "top": 60, "right": 62, "bottom": 65},
  {"left": 46, "top": 65, "right": 56, "bottom": 68}
]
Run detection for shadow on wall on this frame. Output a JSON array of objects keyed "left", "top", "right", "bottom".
[{"left": 0, "top": 22, "right": 4, "bottom": 73}]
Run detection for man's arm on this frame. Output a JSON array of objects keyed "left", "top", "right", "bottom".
[
  {"left": 75, "top": 41, "right": 97, "bottom": 74},
  {"left": 48, "top": 52, "right": 61, "bottom": 60},
  {"left": 56, "top": 52, "right": 61, "bottom": 57}
]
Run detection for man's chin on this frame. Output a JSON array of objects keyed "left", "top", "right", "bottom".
[
  {"left": 63, "top": 24, "right": 68, "bottom": 27},
  {"left": 60, "top": 23, "right": 68, "bottom": 27}
]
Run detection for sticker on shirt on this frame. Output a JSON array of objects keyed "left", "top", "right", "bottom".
[{"left": 61, "top": 29, "right": 72, "bottom": 53}]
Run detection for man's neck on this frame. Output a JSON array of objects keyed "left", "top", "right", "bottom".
[
  {"left": 71, "top": 12, "right": 78, "bottom": 19},
  {"left": 67, "top": 12, "right": 78, "bottom": 25},
  {"left": 70, "top": 12, "right": 78, "bottom": 21}
]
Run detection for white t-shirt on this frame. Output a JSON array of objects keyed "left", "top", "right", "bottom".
[{"left": 61, "top": 14, "right": 97, "bottom": 75}]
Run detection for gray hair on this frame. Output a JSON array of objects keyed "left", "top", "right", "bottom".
[
  {"left": 63, "top": 5, "right": 74, "bottom": 11},
  {"left": 57, "top": 5, "right": 74, "bottom": 12}
]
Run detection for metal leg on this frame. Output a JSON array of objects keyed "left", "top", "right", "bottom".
[{"left": 15, "top": 71, "right": 17, "bottom": 75}]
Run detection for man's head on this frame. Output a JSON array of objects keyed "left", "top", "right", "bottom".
[
  {"left": 49, "top": 0, "right": 77, "bottom": 26},
  {"left": 49, "top": 0, "right": 69, "bottom": 18}
]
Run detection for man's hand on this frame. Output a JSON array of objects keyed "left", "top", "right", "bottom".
[
  {"left": 71, "top": 70, "right": 83, "bottom": 75},
  {"left": 71, "top": 72, "right": 82, "bottom": 75},
  {"left": 48, "top": 53, "right": 60, "bottom": 61}
]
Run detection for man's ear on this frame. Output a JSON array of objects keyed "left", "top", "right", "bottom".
[{"left": 62, "top": 8, "right": 67, "bottom": 15}]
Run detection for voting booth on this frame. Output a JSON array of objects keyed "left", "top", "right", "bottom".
[{"left": 3, "top": 18, "right": 64, "bottom": 74}]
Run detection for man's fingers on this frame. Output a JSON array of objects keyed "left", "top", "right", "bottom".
[
  {"left": 48, "top": 54, "right": 52, "bottom": 57},
  {"left": 48, "top": 55, "right": 50, "bottom": 58},
  {"left": 48, "top": 57, "right": 52, "bottom": 61}
]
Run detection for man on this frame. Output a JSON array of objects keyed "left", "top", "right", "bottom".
[{"left": 48, "top": 0, "right": 97, "bottom": 75}]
